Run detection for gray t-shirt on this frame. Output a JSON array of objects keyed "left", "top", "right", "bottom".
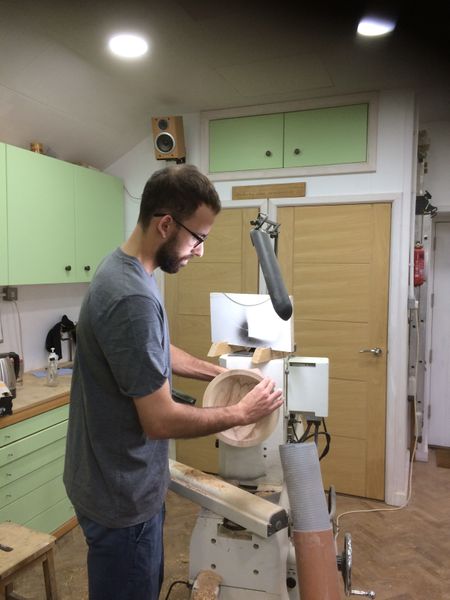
[{"left": 63, "top": 248, "right": 171, "bottom": 528}]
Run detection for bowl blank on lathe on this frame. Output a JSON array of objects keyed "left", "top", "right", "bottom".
[{"left": 203, "top": 369, "right": 279, "bottom": 448}]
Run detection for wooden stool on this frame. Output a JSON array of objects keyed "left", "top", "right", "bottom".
[{"left": 0, "top": 522, "right": 58, "bottom": 600}]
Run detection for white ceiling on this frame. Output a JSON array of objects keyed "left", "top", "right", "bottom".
[{"left": 1, "top": 0, "right": 449, "bottom": 170}]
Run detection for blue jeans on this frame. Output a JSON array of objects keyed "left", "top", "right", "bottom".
[{"left": 76, "top": 506, "right": 165, "bottom": 600}]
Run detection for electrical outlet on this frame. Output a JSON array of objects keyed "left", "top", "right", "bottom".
[{"left": 2, "top": 286, "right": 18, "bottom": 301}]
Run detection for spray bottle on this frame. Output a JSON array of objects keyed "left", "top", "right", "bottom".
[{"left": 46, "top": 347, "right": 59, "bottom": 387}]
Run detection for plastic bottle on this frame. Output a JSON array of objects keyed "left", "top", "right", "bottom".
[{"left": 46, "top": 347, "right": 59, "bottom": 387}]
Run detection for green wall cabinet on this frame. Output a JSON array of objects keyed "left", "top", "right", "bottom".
[
  {"left": 5, "top": 144, "right": 124, "bottom": 285},
  {"left": 74, "top": 165, "right": 124, "bottom": 281},
  {"left": 283, "top": 104, "right": 368, "bottom": 167},
  {"left": 0, "top": 403, "right": 74, "bottom": 534},
  {"left": 0, "top": 143, "right": 7, "bottom": 284},
  {"left": 206, "top": 98, "right": 374, "bottom": 177},
  {"left": 7, "top": 146, "right": 76, "bottom": 284},
  {"left": 209, "top": 113, "right": 284, "bottom": 172}
]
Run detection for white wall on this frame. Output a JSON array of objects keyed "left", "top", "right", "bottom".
[{"left": 0, "top": 283, "right": 87, "bottom": 371}]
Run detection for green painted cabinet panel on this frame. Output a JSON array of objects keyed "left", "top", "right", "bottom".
[
  {"left": 4, "top": 144, "right": 124, "bottom": 285},
  {"left": 0, "top": 474, "right": 67, "bottom": 525},
  {"left": 0, "top": 420, "right": 67, "bottom": 466},
  {"left": 284, "top": 104, "right": 368, "bottom": 167},
  {"left": 6, "top": 145, "right": 76, "bottom": 284},
  {"left": 0, "top": 455, "right": 64, "bottom": 508},
  {"left": 0, "top": 143, "right": 7, "bottom": 284},
  {"left": 0, "top": 438, "right": 66, "bottom": 488},
  {"left": 26, "top": 496, "right": 75, "bottom": 534},
  {"left": 74, "top": 166, "right": 124, "bottom": 281},
  {"left": 208, "top": 103, "right": 370, "bottom": 173},
  {"left": 209, "top": 113, "right": 284, "bottom": 172},
  {"left": 0, "top": 404, "right": 68, "bottom": 447}
]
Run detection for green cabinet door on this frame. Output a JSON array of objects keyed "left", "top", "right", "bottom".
[
  {"left": 6, "top": 145, "right": 76, "bottom": 284},
  {"left": 209, "top": 113, "right": 284, "bottom": 172},
  {"left": 0, "top": 143, "right": 7, "bottom": 284},
  {"left": 284, "top": 103, "right": 368, "bottom": 168},
  {"left": 74, "top": 166, "right": 124, "bottom": 281}
]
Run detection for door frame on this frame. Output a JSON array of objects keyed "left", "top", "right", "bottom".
[{"left": 269, "top": 192, "right": 408, "bottom": 506}]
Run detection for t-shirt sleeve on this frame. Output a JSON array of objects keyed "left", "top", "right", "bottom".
[{"left": 95, "top": 294, "right": 170, "bottom": 398}]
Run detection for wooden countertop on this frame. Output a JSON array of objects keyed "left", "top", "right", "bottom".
[{"left": 0, "top": 371, "right": 71, "bottom": 428}]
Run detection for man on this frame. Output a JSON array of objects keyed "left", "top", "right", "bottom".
[{"left": 63, "top": 164, "right": 283, "bottom": 600}]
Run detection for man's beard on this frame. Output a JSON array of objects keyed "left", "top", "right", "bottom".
[{"left": 156, "top": 235, "right": 190, "bottom": 274}]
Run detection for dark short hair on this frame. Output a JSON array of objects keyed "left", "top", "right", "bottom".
[{"left": 138, "top": 164, "right": 221, "bottom": 230}]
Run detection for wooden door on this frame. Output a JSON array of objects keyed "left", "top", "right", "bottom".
[
  {"left": 165, "top": 206, "right": 259, "bottom": 473},
  {"left": 278, "top": 203, "right": 391, "bottom": 500}
]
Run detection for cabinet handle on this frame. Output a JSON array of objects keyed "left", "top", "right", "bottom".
[
  {"left": 265, "top": 150, "right": 272, "bottom": 157},
  {"left": 84, "top": 265, "right": 91, "bottom": 272},
  {"left": 65, "top": 265, "right": 72, "bottom": 272},
  {"left": 294, "top": 148, "right": 301, "bottom": 155}
]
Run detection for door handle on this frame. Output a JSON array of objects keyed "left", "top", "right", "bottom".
[{"left": 359, "top": 347, "right": 383, "bottom": 356}]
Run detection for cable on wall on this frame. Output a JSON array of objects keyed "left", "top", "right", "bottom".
[{"left": 124, "top": 185, "right": 141, "bottom": 203}]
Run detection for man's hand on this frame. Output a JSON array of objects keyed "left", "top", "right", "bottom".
[{"left": 237, "top": 377, "right": 284, "bottom": 425}]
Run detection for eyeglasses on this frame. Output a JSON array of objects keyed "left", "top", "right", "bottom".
[{"left": 154, "top": 213, "right": 207, "bottom": 248}]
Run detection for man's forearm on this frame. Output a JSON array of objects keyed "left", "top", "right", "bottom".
[{"left": 170, "top": 344, "right": 226, "bottom": 381}]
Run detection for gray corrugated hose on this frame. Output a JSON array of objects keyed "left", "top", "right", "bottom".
[{"left": 279, "top": 442, "right": 341, "bottom": 600}]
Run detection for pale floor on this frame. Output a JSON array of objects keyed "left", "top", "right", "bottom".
[{"left": 5, "top": 450, "right": 450, "bottom": 600}]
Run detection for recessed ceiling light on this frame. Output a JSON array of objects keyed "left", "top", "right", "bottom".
[
  {"left": 357, "top": 16, "right": 396, "bottom": 37},
  {"left": 108, "top": 33, "right": 149, "bottom": 58}
]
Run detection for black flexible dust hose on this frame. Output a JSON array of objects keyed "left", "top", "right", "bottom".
[{"left": 250, "top": 228, "right": 293, "bottom": 321}]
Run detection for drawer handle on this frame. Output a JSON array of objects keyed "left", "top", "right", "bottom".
[
  {"left": 294, "top": 148, "right": 301, "bottom": 155},
  {"left": 265, "top": 150, "right": 272, "bottom": 157},
  {"left": 7, "top": 453, "right": 13, "bottom": 458},
  {"left": 84, "top": 265, "right": 91, "bottom": 272},
  {"left": 6, "top": 473, "right": 12, "bottom": 477},
  {"left": 65, "top": 265, "right": 72, "bottom": 272}
]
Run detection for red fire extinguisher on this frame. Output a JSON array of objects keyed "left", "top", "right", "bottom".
[{"left": 414, "top": 243, "right": 425, "bottom": 286}]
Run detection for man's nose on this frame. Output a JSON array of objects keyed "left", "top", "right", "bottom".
[{"left": 192, "top": 242, "right": 204, "bottom": 257}]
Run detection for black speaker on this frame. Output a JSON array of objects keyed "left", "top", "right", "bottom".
[{"left": 151, "top": 116, "right": 186, "bottom": 160}]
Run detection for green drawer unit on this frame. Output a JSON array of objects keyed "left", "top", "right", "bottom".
[
  {"left": 283, "top": 103, "right": 368, "bottom": 168},
  {"left": 0, "top": 420, "right": 68, "bottom": 466},
  {"left": 0, "top": 474, "right": 68, "bottom": 526},
  {"left": 26, "top": 496, "right": 75, "bottom": 535},
  {"left": 0, "top": 404, "right": 69, "bottom": 447},
  {"left": 0, "top": 402, "right": 74, "bottom": 535},
  {"left": 0, "top": 437, "right": 66, "bottom": 489},
  {"left": 209, "top": 113, "right": 284, "bottom": 172},
  {"left": 0, "top": 456, "right": 64, "bottom": 509}
]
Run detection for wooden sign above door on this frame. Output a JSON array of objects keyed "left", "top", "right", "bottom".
[{"left": 232, "top": 181, "right": 306, "bottom": 200}]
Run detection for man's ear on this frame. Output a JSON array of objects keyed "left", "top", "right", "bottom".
[{"left": 156, "top": 215, "right": 172, "bottom": 239}]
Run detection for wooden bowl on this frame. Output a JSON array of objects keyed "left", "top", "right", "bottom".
[{"left": 203, "top": 369, "right": 279, "bottom": 447}]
